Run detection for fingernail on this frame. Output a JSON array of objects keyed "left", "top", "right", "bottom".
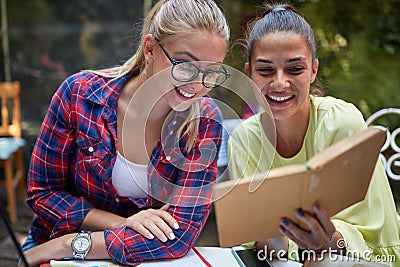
[
  {"left": 169, "top": 232, "right": 176, "bottom": 240},
  {"left": 174, "top": 223, "right": 179, "bottom": 229},
  {"left": 282, "top": 219, "right": 289, "bottom": 226},
  {"left": 280, "top": 226, "right": 286, "bottom": 233},
  {"left": 161, "top": 235, "right": 168, "bottom": 242},
  {"left": 297, "top": 209, "right": 305, "bottom": 217},
  {"left": 148, "top": 233, "right": 154, "bottom": 239}
]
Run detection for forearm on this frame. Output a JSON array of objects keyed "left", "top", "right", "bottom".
[
  {"left": 82, "top": 208, "right": 125, "bottom": 231},
  {"left": 23, "top": 232, "right": 109, "bottom": 267},
  {"left": 104, "top": 204, "right": 210, "bottom": 264}
]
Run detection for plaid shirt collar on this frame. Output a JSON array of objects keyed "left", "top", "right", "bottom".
[{"left": 85, "top": 70, "right": 134, "bottom": 108}]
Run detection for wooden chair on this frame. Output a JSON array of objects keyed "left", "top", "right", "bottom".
[{"left": 0, "top": 81, "right": 26, "bottom": 224}]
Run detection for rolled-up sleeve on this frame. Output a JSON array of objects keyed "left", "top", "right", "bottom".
[{"left": 27, "top": 74, "right": 95, "bottom": 240}]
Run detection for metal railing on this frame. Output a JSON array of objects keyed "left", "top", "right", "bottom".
[{"left": 366, "top": 108, "right": 400, "bottom": 181}]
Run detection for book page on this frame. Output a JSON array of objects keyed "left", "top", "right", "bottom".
[
  {"left": 139, "top": 248, "right": 210, "bottom": 266},
  {"left": 50, "top": 259, "right": 121, "bottom": 267},
  {"left": 50, "top": 248, "right": 210, "bottom": 267}
]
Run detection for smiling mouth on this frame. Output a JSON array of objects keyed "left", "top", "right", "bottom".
[
  {"left": 267, "top": 95, "right": 295, "bottom": 103},
  {"left": 175, "top": 86, "right": 196, "bottom": 98}
]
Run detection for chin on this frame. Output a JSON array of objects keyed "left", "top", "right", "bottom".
[
  {"left": 270, "top": 109, "right": 295, "bottom": 121},
  {"left": 171, "top": 101, "right": 194, "bottom": 112}
]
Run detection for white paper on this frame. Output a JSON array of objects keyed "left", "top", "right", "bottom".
[
  {"left": 50, "top": 249, "right": 208, "bottom": 267},
  {"left": 50, "top": 259, "right": 120, "bottom": 266},
  {"left": 138, "top": 249, "right": 208, "bottom": 266}
]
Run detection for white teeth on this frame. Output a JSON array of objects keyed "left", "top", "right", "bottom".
[
  {"left": 268, "top": 95, "right": 292, "bottom": 102},
  {"left": 177, "top": 87, "right": 195, "bottom": 98}
]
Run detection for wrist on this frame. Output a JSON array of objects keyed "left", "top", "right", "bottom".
[
  {"left": 331, "top": 231, "right": 346, "bottom": 253},
  {"left": 111, "top": 217, "right": 126, "bottom": 229},
  {"left": 307, "top": 233, "right": 334, "bottom": 254},
  {"left": 84, "top": 209, "right": 125, "bottom": 230},
  {"left": 41, "top": 234, "right": 75, "bottom": 261},
  {"left": 63, "top": 234, "right": 76, "bottom": 258},
  {"left": 71, "top": 231, "right": 92, "bottom": 260}
]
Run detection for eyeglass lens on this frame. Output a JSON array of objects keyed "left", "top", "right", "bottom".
[
  {"left": 157, "top": 41, "right": 229, "bottom": 88},
  {"left": 172, "top": 62, "right": 229, "bottom": 88}
]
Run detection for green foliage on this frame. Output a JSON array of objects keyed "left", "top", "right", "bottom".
[
  {"left": 299, "top": 0, "right": 400, "bottom": 121},
  {"left": 1, "top": 0, "right": 399, "bottom": 130},
  {"left": 216, "top": 0, "right": 399, "bottom": 124}
]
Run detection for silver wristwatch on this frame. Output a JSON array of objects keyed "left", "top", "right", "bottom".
[{"left": 71, "top": 230, "right": 92, "bottom": 260}]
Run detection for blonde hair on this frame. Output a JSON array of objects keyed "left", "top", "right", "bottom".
[{"left": 114, "top": 0, "right": 229, "bottom": 151}]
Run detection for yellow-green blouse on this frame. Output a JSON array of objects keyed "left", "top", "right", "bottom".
[{"left": 228, "top": 95, "right": 400, "bottom": 266}]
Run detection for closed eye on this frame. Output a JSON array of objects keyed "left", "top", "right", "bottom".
[
  {"left": 287, "top": 67, "right": 305, "bottom": 74},
  {"left": 257, "top": 67, "right": 274, "bottom": 75}
]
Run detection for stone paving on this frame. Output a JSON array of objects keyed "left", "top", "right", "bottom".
[{"left": 0, "top": 190, "right": 33, "bottom": 267}]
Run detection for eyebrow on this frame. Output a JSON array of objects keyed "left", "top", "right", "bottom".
[
  {"left": 287, "top": 56, "right": 307, "bottom": 63},
  {"left": 175, "top": 51, "right": 201, "bottom": 62},
  {"left": 255, "top": 56, "right": 307, "bottom": 64},
  {"left": 175, "top": 51, "right": 224, "bottom": 64}
]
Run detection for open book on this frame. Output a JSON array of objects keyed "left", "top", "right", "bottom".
[{"left": 212, "top": 126, "right": 386, "bottom": 247}]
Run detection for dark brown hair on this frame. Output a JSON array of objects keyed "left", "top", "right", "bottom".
[{"left": 246, "top": 2, "right": 323, "bottom": 95}]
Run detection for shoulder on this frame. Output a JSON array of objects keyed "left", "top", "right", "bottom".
[
  {"left": 312, "top": 95, "right": 360, "bottom": 114},
  {"left": 311, "top": 95, "right": 365, "bottom": 130},
  {"left": 57, "top": 71, "right": 106, "bottom": 94},
  {"left": 310, "top": 95, "right": 367, "bottom": 146}
]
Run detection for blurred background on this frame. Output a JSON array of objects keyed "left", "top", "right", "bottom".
[{"left": 0, "top": 0, "right": 399, "bottom": 265}]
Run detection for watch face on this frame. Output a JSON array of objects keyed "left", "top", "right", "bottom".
[{"left": 73, "top": 236, "right": 90, "bottom": 252}]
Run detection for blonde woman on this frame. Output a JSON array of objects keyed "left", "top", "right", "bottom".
[{"left": 21, "top": 0, "right": 230, "bottom": 266}]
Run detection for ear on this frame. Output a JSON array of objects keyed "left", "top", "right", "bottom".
[
  {"left": 244, "top": 62, "right": 251, "bottom": 77},
  {"left": 310, "top": 58, "right": 319, "bottom": 83},
  {"left": 143, "top": 34, "right": 157, "bottom": 64}
]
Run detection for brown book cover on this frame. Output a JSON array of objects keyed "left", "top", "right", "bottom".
[{"left": 212, "top": 126, "right": 386, "bottom": 247}]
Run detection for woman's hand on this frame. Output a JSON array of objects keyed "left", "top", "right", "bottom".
[
  {"left": 256, "top": 236, "right": 289, "bottom": 259},
  {"left": 279, "top": 202, "right": 345, "bottom": 253},
  {"left": 119, "top": 204, "right": 180, "bottom": 242},
  {"left": 18, "top": 235, "right": 72, "bottom": 267}
]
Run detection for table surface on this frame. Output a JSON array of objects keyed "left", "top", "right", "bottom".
[
  {"left": 197, "top": 247, "right": 389, "bottom": 267},
  {"left": 197, "top": 247, "right": 302, "bottom": 267},
  {"left": 46, "top": 246, "right": 389, "bottom": 266}
]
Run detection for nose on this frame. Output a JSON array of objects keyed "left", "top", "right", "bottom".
[
  {"left": 191, "top": 72, "right": 209, "bottom": 90},
  {"left": 183, "top": 76, "right": 204, "bottom": 93},
  {"left": 270, "top": 70, "right": 289, "bottom": 89}
]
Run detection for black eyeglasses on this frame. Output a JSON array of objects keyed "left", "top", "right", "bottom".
[{"left": 157, "top": 42, "right": 230, "bottom": 88}]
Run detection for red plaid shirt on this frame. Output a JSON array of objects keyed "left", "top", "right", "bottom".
[{"left": 27, "top": 71, "right": 222, "bottom": 265}]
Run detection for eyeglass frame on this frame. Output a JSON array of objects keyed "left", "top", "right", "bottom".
[{"left": 155, "top": 40, "right": 230, "bottom": 88}]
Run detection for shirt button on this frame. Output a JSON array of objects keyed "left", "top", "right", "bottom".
[
  {"left": 166, "top": 156, "right": 171, "bottom": 161},
  {"left": 172, "top": 120, "right": 177, "bottom": 125},
  {"left": 170, "top": 130, "right": 174, "bottom": 135},
  {"left": 88, "top": 146, "right": 94, "bottom": 153},
  {"left": 115, "top": 197, "right": 120, "bottom": 203}
]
